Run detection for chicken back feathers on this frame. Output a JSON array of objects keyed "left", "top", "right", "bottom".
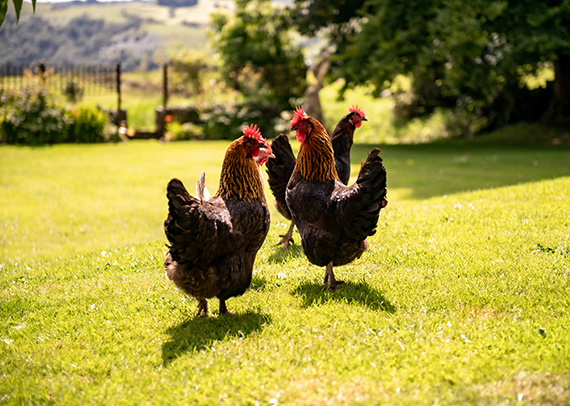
[
  {"left": 164, "top": 125, "right": 271, "bottom": 315},
  {"left": 286, "top": 107, "right": 387, "bottom": 268}
]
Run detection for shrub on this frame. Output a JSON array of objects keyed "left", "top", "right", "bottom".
[
  {"left": 200, "top": 101, "right": 281, "bottom": 140},
  {"left": 0, "top": 87, "right": 71, "bottom": 145},
  {"left": 165, "top": 120, "right": 205, "bottom": 141},
  {"left": 0, "top": 87, "right": 108, "bottom": 145},
  {"left": 67, "top": 106, "right": 107, "bottom": 143}
]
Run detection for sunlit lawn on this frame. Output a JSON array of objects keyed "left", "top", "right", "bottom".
[{"left": 1, "top": 134, "right": 569, "bottom": 404}]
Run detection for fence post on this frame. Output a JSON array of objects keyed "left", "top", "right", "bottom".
[
  {"left": 163, "top": 63, "right": 168, "bottom": 110},
  {"left": 116, "top": 63, "right": 122, "bottom": 125},
  {"left": 38, "top": 61, "right": 46, "bottom": 87}
]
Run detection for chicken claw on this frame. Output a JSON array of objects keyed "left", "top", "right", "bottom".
[
  {"left": 276, "top": 222, "right": 295, "bottom": 249},
  {"left": 323, "top": 262, "right": 345, "bottom": 291},
  {"left": 196, "top": 298, "right": 208, "bottom": 317}
]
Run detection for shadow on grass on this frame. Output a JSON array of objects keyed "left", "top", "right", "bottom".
[
  {"left": 292, "top": 280, "right": 396, "bottom": 313},
  {"left": 267, "top": 242, "right": 305, "bottom": 264},
  {"left": 162, "top": 310, "right": 271, "bottom": 365},
  {"left": 351, "top": 143, "right": 570, "bottom": 201}
]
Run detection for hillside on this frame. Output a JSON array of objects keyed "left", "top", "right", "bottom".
[{"left": 0, "top": 0, "right": 225, "bottom": 69}]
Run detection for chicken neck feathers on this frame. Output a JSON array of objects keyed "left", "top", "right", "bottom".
[
  {"left": 217, "top": 142, "right": 266, "bottom": 203},
  {"left": 295, "top": 119, "right": 340, "bottom": 183}
]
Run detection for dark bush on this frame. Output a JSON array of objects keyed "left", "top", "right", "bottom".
[
  {"left": 160, "top": 101, "right": 282, "bottom": 141},
  {"left": 201, "top": 102, "right": 281, "bottom": 140},
  {"left": 0, "top": 87, "right": 71, "bottom": 145},
  {"left": 67, "top": 106, "right": 107, "bottom": 143},
  {"left": 0, "top": 87, "right": 108, "bottom": 145}
]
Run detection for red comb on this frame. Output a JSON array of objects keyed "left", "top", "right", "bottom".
[
  {"left": 290, "top": 106, "right": 307, "bottom": 127},
  {"left": 242, "top": 123, "right": 263, "bottom": 141},
  {"left": 349, "top": 105, "right": 365, "bottom": 118}
]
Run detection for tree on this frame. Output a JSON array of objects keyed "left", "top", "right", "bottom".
[
  {"left": 210, "top": 0, "right": 307, "bottom": 111},
  {"left": 0, "top": 0, "right": 36, "bottom": 28},
  {"left": 294, "top": 0, "right": 570, "bottom": 132}
]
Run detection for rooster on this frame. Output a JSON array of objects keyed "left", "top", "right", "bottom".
[
  {"left": 164, "top": 124, "right": 272, "bottom": 316},
  {"left": 285, "top": 106, "right": 387, "bottom": 290},
  {"left": 266, "top": 105, "right": 367, "bottom": 248}
]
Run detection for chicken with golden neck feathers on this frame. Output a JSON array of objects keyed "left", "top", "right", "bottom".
[
  {"left": 164, "top": 124, "right": 272, "bottom": 316},
  {"left": 285, "top": 106, "right": 387, "bottom": 290},
  {"left": 266, "top": 105, "right": 367, "bottom": 248}
]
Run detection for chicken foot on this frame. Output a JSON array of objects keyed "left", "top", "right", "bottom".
[
  {"left": 196, "top": 298, "right": 208, "bottom": 317},
  {"left": 323, "top": 261, "right": 345, "bottom": 291},
  {"left": 276, "top": 221, "right": 295, "bottom": 249}
]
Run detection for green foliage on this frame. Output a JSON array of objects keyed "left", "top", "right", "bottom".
[
  {"left": 0, "top": 0, "right": 35, "bottom": 28},
  {"left": 210, "top": 0, "right": 307, "bottom": 111},
  {"left": 167, "top": 49, "right": 211, "bottom": 97},
  {"left": 165, "top": 120, "right": 204, "bottom": 141},
  {"left": 200, "top": 101, "right": 282, "bottom": 140},
  {"left": 0, "top": 87, "right": 108, "bottom": 145},
  {"left": 301, "top": 0, "right": 570, "bottom": 133},
  {"left": 67, "top": 106, "right": 108, "bottom": 143},
  {"left": 292, "top": 0, "right": 367, "bottom": 57},
  {"left": 1, "top": 140, "right": 570, "bottom": 404},
  {"left": 63, "top": 81, "right": 84, "bottom": 103},
  {"left": 0, "top": 87, "right": 71, "bottom": 145}
]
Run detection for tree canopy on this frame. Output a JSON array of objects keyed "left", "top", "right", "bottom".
[
  {"left": 210, "top": 0, "right": 306, "bottom": 111},
  {"left": 294, "top": 0, "right": 570, "bottom": 132}
]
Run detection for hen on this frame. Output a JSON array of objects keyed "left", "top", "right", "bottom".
[
  {"left": 285, "top": 106, "right": 387, "bottom": 290},
  {"left": 164, "top": 124, "right": 272, "bottom": 316},
  {"left": 265, "top": 106, "right": 367, "bottom": 248},
  {"left": 330, "top": 105, "right": 367, "bottom": 185}
]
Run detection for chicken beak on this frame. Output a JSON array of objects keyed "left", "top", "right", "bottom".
[
  {"left": 290, "top": 125, "right": 298, "bottom": 131},
  {"left": 263, "top": 144, "right": 275, "bottom": 159},
  {"left": 362, "top": 117, "right": 368, "bottom": 121}
]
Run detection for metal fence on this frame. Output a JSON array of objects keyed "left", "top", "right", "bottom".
[{"left": 0, "top": 63, "right": 119, "bottom": 96}]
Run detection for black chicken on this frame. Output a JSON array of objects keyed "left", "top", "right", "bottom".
[
  {"left": 266, "top": 105, "right": 367, "bottom": 248},
  {"left": 285, "top": 106, "right": 387, "bottom": 290},
  {"left": 164, "top": 124, "right": 272, "bottom": 316},
  {"left": 330, "top": 105, "right": 367, "bottom": 185}
]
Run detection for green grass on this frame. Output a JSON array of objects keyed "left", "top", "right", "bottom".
[{"left": 1, "top": 135, "right": 570, "bottom": 404}]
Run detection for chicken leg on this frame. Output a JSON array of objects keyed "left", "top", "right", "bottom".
[
  {"left": 219, "top": 299, "right": 233, "bottom": 315},
  {"left": 323, "top": 261, "right": 345, "bottom": 291},
  {"left": 196, "top": 298, "right": 208, "bottom": 317},
  {"left": 276, "top": 221, "right": 295, "bottom": 249}
]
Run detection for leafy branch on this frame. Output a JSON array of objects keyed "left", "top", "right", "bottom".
[{"left": 0, "top": 0, "right": 36, "bottom": 28}]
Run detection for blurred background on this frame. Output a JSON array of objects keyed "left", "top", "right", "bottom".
[{"left": 1, "top": 0, "right": 569, "bottom": 145}]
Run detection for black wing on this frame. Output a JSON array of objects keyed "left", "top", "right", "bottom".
[
  {"left": 265, "top": 134, "right": 296, "bottom": 219},
  {"left": 164, "top": 178, "right": 242, "bottom": 266},
  {"left": 332, "top": 148, "right": 387, "bottom": 241}
]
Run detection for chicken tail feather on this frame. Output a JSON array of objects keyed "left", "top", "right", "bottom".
[
  {"left": 351, "top": 148, "right": 388, "bottom": 239},
  {"left": 195, "top": 171, "right": 210, "bottom": 201}
]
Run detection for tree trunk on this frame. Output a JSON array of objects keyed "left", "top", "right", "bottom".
[
  {"left": 554, "top": 55, "right": 570, "bottom": 104},
  {"left": 303, "top": 51, "right": 331, "bottom": 127},
  {"left": 545, "top": 55, "right": 570, "bottom": 125}
]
